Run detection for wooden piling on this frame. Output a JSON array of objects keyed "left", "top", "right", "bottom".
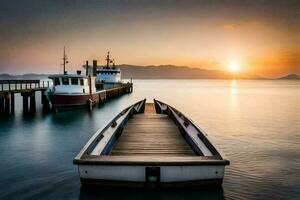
[
  {"left": 41, "top": 90, "right": 50, "bottom": 112},
  {"left": 21, "top": 93, "right": 29, "bottom": 113},
  {"left": 0, "top": 93, "right": 4, "bottom": 114},
  {"left": 41, "top": 90, "right": 45, "bottom": 104},
  {"left": 10, "top": 93, "right": 15, "bottom": 113},
  {"left": 4, "top": 92, "right": 10, "bottom": 115},
  {"left": 29, "top": 91, "right": 36, "bottom": 113},
  {"left": 23, "top": 96, "right": 28, "bottom": 113}
]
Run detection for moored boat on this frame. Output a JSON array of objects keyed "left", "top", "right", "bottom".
[
  {"left": 96, "top": 52, "right": 121, "bottom": 83},
  {"left": 46, "top": 74, "right": 105, "bottom": 111},
  {"left": 82, "top": 51, "right": 124, "bottom": 90},
  {"left": 74, "top": 99, "right": 230, "bottom": 187},
  {"left": 46, "top": 48, "right": 106, "bottom": 111}
]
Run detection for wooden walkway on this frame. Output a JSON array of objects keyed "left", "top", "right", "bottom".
[
  {"left": 0, "top": 80, "right": 51, "bottom": 92},
  {"left": 110, "top": 103, "right": 195, "bottom": 156}
]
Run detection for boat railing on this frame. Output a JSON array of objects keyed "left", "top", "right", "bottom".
[
  {"left": 74, "top": 99, "right": 146, "bottom": 160},
  {"left": 153, "top": 99, "right": 229, "bottom": 162}
]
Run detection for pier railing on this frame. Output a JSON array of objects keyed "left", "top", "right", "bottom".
[{"left": 0, "top": 80, "right": 52, "bottom": 92}]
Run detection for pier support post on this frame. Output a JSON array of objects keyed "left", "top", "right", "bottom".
[
  {"left": 41, "top": 90, "right": 50, "bottom": 112},
  {"left": 29, "top": 91, "right": 36, "bottom": 113},
  {"left": 0, "top": 93, "right": 4, "bottom": 115},
  {"left": 10, "top": 93, "right": 15, "bottom": 113},
  {"left": 41, "top": 90, "right": 45, "bottom": 104},
  {"left": 4, "top": 92, "right": 10, "bottom": 115},
  {"left": 98, "top": 95, "right": 103, "bottom": 106},
  {"left": 21, "top": 92, "right": 29, "bottom": 113}
]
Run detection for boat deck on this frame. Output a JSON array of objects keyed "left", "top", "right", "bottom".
[
  {"left": 74, "top": 99, "right": 229, "bottom": 188},
  {"left": 110, "top": 103, "right": 195, "bottom": 156}
]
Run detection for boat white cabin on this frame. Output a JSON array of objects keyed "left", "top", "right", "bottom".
[
  {"left": 96, "top": 68, "right": 121, "bottom": 83},
  {"left": 95, "top": 52, "right": 121, "bottom": 84},
  {"left": 48, "top": 74, "right": 96, "bottom": 95}
]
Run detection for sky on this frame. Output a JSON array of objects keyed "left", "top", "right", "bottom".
[{"left": 0, "top": 0, "right": 299, "bottom": 77}]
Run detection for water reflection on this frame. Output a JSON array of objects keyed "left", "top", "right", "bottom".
[
  {"left": 50, "top": 109, "right": 93, "bottom": 125},
  {"left": 230, "top": 80, "right": 238, "bottom": 107},
  {"left": 0, "top": 80, "right": 299, "bottom": 199},
  {"left": 79, "top": 187, "right": 225, "bottom": 200}
]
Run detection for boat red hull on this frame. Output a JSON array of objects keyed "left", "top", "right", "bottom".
[{"left": 49, "top": 92, "right": 105, "bottom": 110}]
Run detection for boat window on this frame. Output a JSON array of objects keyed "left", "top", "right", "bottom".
[
  {"left": 80, "top": 79, "right": 84, "bottom": 86},
  {"left": 54, "top": 78, "right": 60, "bottom": 86},
  {"left": 71, "top": 78, "right": 78, "bottom": 85},
  {"left": 62, "top": 78, "right": 69, "bottom": 85}
]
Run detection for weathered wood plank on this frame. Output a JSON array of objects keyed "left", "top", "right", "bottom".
[
  {"left": 110, "top": 104, "right": 195, "bottom": 156},
  {"left": 145, "top": 103, "right": 155, "bottom": 113}
]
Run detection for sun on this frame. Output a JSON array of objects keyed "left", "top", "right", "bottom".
[{"left": 228, "top": 62, "right": 240, "bottom": 73}]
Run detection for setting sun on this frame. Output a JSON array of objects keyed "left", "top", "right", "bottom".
[{"left": 228, "top": 62, "right": 240, "bottom": 73}]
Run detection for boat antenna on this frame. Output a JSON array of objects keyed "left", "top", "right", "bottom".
[
  {"left": 62, "top": 46, "right": 68, "bottom": 75},
  {"left": 112, "top": 59, "right": 115, "bottom": 68},
  {"left": 106, "top": 51, "right": 110, "bottom": 68}
]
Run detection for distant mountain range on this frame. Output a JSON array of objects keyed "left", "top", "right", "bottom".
[
  {"left": 118, "top": 64, "right": 263, "bottom": 79},
  {"left": 0, "top": 73, "right": 49, "bottom": 80},
  {"left": 0, "top": 64, "right": 299, "bottom": 80},
  {"left": 278, "top": 74, "right": 300, "bottom": 80}
]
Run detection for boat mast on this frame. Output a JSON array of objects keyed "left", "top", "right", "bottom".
[
  {"left": 62, "top": 46, "right": 68, "bottom": 75},
  {"left": 106, "top": 51, "right": 110, "bottom": 68},
  {"left": 112, "top": 59, "right": 115, "bottom": 69}
]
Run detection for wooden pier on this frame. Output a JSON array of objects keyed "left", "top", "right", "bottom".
[
  {"left": 105, "top": 83, "right": 133, "bottom": 100},
  {"left": 0, "top": 80, "right": 51, "bottom": 115},
  {"left": 0, "top": 80, "right": 133, "bottom": 115}
]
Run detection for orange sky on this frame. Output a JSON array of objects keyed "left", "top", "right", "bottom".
[{"left": 0, "top": 0, "right": 299, "bottom": 78}]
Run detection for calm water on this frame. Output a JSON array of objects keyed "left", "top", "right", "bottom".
[{"left": 0, "top": 80, "right": 299, "bottom": 200}]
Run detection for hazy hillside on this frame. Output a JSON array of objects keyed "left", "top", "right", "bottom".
[
  {"left": 0, "top": 64, "right": 276, "bottom": 80},
  {"left": 278, "top": 74, "right": 300, "bottom": 80},
  {"left": 0, "top": 73, "right": 49, "bottom": 80},
  {"left": 119, "top": 64, "right": 262, "bottom": 79}
]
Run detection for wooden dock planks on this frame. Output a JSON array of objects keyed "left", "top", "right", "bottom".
[{"left": 110, "top": 103, "right": 195, "bottom": 156}]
